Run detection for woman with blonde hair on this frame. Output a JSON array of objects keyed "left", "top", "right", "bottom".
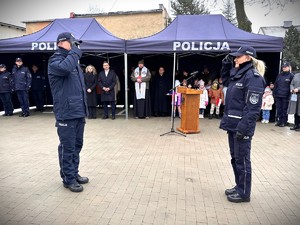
[
  {"left": 219, "top": 46, "right": 265, "bottom": 203},
  {"left": 84, "top": 64, "right": 98, "bottom": 119}
]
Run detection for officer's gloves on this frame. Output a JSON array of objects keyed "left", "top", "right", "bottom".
[
  {"left": 71, "top": 44, "right": 82, "bottom": 58},
  {"left": 236, "top": 131, "right": 245, "bottom": 140},
  {"left": 222, "top": 54, "right": 234, "bottom": 63}
]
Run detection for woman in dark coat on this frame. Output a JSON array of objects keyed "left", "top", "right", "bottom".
[
  {"left": 288, "top": 72, "right": 300, "bottom": 131},
  {"left": 84, "top": 65, "right": 98, "bottom": 119}
]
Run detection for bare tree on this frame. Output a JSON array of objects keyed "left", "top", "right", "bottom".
[{"left": 211, "top": 0, "right": 297, "bottom": 32}]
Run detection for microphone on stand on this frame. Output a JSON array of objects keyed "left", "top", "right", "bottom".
[{"left": 190, "top": 71, "right": 199, "bottom": 76}]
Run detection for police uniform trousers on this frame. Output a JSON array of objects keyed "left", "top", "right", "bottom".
[
  {"left": 228, "top": 132, "right": 252, "bottom": 199},
  {"left": 16, "top": 90, "right": 30, "bottom": 115},
  {"left": 0, "top": 92, "right": 14, "bottom": 114},
  {"left": 56, "top": 117, "right": 85, "bottom": 185},
  {"left": 32, "top": 90, "right": 44, "bottom": 111},
  {"left": 276, "top": 97, "right": 289, "bottom": 125}
]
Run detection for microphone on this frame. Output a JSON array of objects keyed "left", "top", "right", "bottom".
[{"left": 190, "top": 71, "right": 199, "bottom": 76}]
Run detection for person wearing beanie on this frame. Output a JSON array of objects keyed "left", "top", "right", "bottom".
[
  {"left": 130, "top": 59, "right": 151, "bottom": 119},
  {"left": 208, "top": 79, "right": 223, "bottom": 119},
  {"left": 261, "top": 86, "right": 274, "bottom": 123},
  {"left": 274, "top": 62, "right": 294, "bottom": 127},
  {"left": 198, "top": 79, "right": 208, "bottom": 118}
]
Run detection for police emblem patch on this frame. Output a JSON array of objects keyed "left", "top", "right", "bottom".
[{"left": 249, "top": 93, "right": 259, "bottom": 104}]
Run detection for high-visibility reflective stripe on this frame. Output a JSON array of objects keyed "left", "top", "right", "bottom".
[{"left": 228, "top": 115, "right": 242, "bottom": 119}]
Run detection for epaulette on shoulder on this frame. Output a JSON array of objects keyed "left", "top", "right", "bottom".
[{"left": 252, "top": 69, "right": 261, "bottom": 77}]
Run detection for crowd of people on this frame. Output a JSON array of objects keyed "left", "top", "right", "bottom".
[
  {"left": 0, "top": 56, "right": 298, "bottom": 126},
  {"left": 1, "top": 37, "right": 299, "bottom": 202}
]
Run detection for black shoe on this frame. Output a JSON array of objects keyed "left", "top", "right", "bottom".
[
  {"left": 19, "top": 113, "right": 25, "bottom": 117},
  {"left": 290, "top": 126, "right": 299, "bottom": 130},
  {"left": 23, "top": 114, "right": 30, "bottom": 117},
  {"left": 112, "top": 116, "right": 115, "bottom": 120},
  {"left": 275, "top": 123, "right": 281, "bottom": 126},
  {"left": 2, "top": 114, "right": 8, "bottom": 116},
  {"left": 225, "top": 187, "right": 237, "bottom": 195},
  {"left": 227, "top": 193, "right": 250, "bottom": 203},
  {"left": 209, "top": 114, "right": 213, "bottom": 120},
  {"left": 8, "top": 113, "right": 13, "bottom": 116},
  {"left": 279, "top": 123, "right": 287, "bottom": 127},
  {"left": 76, "top": 175, "right": 89, "bottom": 184},
  {"left": 295, "top": 128, "right": 300, "bottom": 132},
  {"left": 102, "top": 115, "right": 108, "bottom": 119},
  {"left": 63, "top": 182, "right": 83, "bottom": 192}
]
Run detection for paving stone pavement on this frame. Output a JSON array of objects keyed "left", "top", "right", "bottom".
[{"left": 0, "top": 109, "right": 300, "bottom": 225}]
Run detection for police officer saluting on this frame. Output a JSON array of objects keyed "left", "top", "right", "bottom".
[
  {"left": 48, "top": 32, "right": 89, "bottom": 192},
  {"left": 12, "top": 57, "right": 32, "bottom": 117},
  {"left": 220, "top": 46, "right": 265, "bottom": 203}
]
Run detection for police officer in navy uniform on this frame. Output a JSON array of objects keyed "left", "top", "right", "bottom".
[
  {"left": 48, "top": 32, "right": 89, "bottom": 192},
  {"left": 220, "top": 46, "right": 265, "bottom": 203},
  {"left": 0, "top": 64, "right": 14, "bottom": 116},
  {"left": 12, "top": 57, "right": 32, "bottom": 117},
  {"left": 31, "top": 64, "right": 45, "bottom": 112},
  {"left": 273, "top": 62, "right": 294, "bottom": 127}
]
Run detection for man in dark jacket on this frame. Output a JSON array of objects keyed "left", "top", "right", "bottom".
[
  {"left": 48, "top": 32, "right": 89, "bottom": 192},
  {"left": 98, "top": 61, "right": 117, "bottom": 119},
  {"left": 0, "top": 64, "right": 14, "bottom": 116},
  {"left": 12, "top": 57, "right": 31, "bottom": 117},
  {"left": 274, "top": 62, "right": 294, "bottom": 127}
]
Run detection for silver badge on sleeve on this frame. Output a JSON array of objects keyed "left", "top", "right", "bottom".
[{"left": 249, "top": 93, "right": 259, "bottom": 104}]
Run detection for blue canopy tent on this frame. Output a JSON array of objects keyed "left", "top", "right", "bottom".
[
  {"left": 0, "top": 18, "right": 125, "bottom": 53},
  {"left": 126, "top": 14, "right": 283, "bottom": 121},
  {"left": 0, "top": 18, "right": 132, "bottom": 118},
  {"left": 126, "top": 14, "right": 283, "bottom": 54}
]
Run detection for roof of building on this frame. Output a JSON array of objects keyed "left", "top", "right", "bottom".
[
  {"left": 22, "top": 5, "right": 166, "bottom": 24},
  {"left": 0, "top": 22, "right": 25, "bottom": 31},
  {"left": 258, "top": 21, "right": 300, "bottom": 38}
]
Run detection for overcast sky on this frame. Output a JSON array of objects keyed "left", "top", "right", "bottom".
[{"left": 0, "top": 0, "right": 299, "bottom": 33}]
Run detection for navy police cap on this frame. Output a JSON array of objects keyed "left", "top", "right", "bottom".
[{"left": 229, "top": 45, "right": 257, "bottom": 58}]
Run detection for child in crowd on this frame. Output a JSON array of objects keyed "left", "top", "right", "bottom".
[
  {"left": 208, "top": 79, "right": 224, "bottom": 119},
  {"left": 172, "top": 80, "right": 182, "bottom": 118},
  {"left": 198, "top": 80, "right": 208, "bottom": 118},
  {"left": 261, "top": 86, "right": 274, "bottom": 123}
]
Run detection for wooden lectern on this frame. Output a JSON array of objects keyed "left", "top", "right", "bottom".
[{"left": 177, "top": 86, "right": 202, "bottom": 134}]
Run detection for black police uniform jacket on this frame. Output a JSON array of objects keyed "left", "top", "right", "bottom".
[
  {"left": 31, "top": 70, "right": 45, "bottom": 91},
  {"left": 273, "top": 71, "right": 294, "bottom": 98},
  {"left": 48, "top": 46, "right": 88, "bottom": 121},
  {"left": 0, "top": 70, "right": 13, "bottom": 93},
  {"left": 220, "top": 60, "right": 265, "bottom": 137},
  {"left": 11, "top": 65, "right": 32, "bottom": 91}
]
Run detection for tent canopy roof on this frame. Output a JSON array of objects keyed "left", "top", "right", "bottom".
[
  {"left": 0, "top": 18, "right": 125, "bottom": 53},
  {"left": 126, "top": 14, "right": 283, "bottom": 54}
]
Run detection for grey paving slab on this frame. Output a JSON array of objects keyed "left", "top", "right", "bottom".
[{"left": 0, "top": 109, "right": 299, "bottom": 225}]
